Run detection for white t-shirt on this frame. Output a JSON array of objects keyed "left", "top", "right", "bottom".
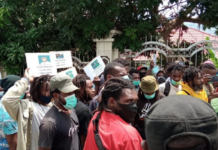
[
  {"left": 30, "top": 102, "right": 50, "bottom": 150},
  {"left": 159, "top": 80, "right": 182, "bottom": 96}
]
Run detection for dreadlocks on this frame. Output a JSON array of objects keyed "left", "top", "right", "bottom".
[
  {"left": 98, "top": 77, "right": 134, "bottom": 111},
  {"left": 72, "top": 74, "right": 91, "bottom": 103},
  {"left": 183, "top": 66, "right": 201, "bottom": 83},
  {"left": 30, "top": 75, "right": 51, "bottom": 103},
  {"left": 166, "top": 63, "right": 184, "bottom": 75}
]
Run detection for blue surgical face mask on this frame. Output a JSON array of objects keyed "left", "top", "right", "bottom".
[
  {"left": 59, "top": 94, "right": 77, "bottom": 110},
  {"left": 20, "top": 94, "right": 25, "bottom": 100},
  {"left": 40, "top": 95, "right": 52, "bottom": 104},
  {"left": 122, "top": 75, "right": 130, "bottom": 81},
  {"left": 171, "top": 79, "right": 181, "bottom": 86},
  {"left": 133, "top": 80, "right": 140, "bottom": 86},
  {"left": 144, "top": 93, "right": 155, "bottom": 99}
]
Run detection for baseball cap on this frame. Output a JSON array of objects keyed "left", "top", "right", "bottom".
[
  {"left": 145, "top": 95, "right": 218, "bottom": 150},
  {"left": 139, "top": 76, "right": 159, "bottom": 93},
  {"left": 0, "top": 75, "right": 21, "bottom": 93},
  {"left": 50, "top": 74, "right": 79, "bottom": 93},
  {"left": 137, "top": 66, "right": 148, "bottom": 71}
]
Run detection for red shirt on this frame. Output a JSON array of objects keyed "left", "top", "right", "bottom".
[{"left": 84, "top": 110, "right": 143, "bottom": 150}]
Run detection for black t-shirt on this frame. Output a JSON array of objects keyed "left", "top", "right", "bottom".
[
  {"left": 38, "top": 106, "right": 80, "bottom": 150},
  {"left": 135, "top": 92, "right": 165, "bottom": 139},
  {"left": 74, "top": 101, "right": 93, "bottom": 135}
]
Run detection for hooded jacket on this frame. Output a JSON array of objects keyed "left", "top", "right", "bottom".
[
  {"left": 2, "top": 79, "right": 32, "bottom": 150},
  {"left": 177, "top": 82, "right": 208, "bottom": 103}
]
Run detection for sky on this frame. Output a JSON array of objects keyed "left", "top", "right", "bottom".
[
  {"left": 184, "top": 22, "right": 216, "bottom": 36},
  {"left": 159, "top": 0, "right": 217, "bottom": 36}
]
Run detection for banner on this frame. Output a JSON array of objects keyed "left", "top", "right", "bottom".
[
  {"left": 83, "top": 56, "right": 105, "bottom": 81},
  {"left": 49, "top": 51, "right": 73, "bottom": 69},
  {"left": 25, "top": 53, "right": 57, "bottom": 77},
  {"left": 58, "top": 67, "right": 77, "bottom": 79}
]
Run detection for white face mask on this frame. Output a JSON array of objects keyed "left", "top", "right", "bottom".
[{"left": 122, "top": 75, "right": 130, "bottom": 81}]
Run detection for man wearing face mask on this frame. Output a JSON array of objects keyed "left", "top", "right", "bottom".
[
  {"left": 84, "top": 78, "right": 143, "bottom": 150},
  {"left": 130, "top": 69, "right": 140, "bottom": 92},
  {"left": 135, "top": 76, "right": 165, "bottom": 140},
  {"left": 2, "top": 69, "right": 52, "bottom": 150},
  {"left": 177, "top": 66, "right": 208, "bottom": 102},
  {"left": 159, "top": 63, "right": 184, "bottom": 96},
  {"left": 38, "top": 74, "right": 80, "bottom": 150}
]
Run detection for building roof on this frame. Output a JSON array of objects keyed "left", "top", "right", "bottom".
[{"left": 171, "top": 27, "right": 218, "bottom": 57}]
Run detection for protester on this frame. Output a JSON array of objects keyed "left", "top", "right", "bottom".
[
  {"left": 142, "top": 95, "right": 218, "bottom": 150},
  {"left": 156, "top": 70, "right": 166, "bottom": 84},
  {"left": 72, "top": 74, "right": 93, "bottom": 148},
  {"left": 0, "top": 75, "right": 20, "bottom": 150},
  {"left": 99, "top": 58, "right": 131, "bottom": 85},
  {"left": 73, "top": 74, "right": 95, "bottom": 105},
  {"left": 177, "top": 66, "right": 208, "bottom": 102},
  {"left": 129, "top": 69, "right": 140, "bottom": 92},
  {"left": 2, "top": 69, "right": 52, "bottom": 150},
  {"left": 163, "top": 62, "right": 170, "bottom": 79},
  {"left": 137, "top": 61, "right": 154, "bottom": 80},
  {"left": 112, "top": 58, "right": 131, "bottom": 74},
  {"left": 159, "top": 63, "right": 183, "bottom": 96},
  {"left": 84, "top": 77, "right": 142, "bottom": 150},
  {"left": 89, "top": 62, "right": 129, "bottom": 112},
  {"left": 135, "top": 76, "right": 165, "bottom": 139},
  {"left": 38, "top": 74, "right": 80, "bottom": 150},
  {"left": 156, "top": 70, "right": 164, "bottom": 79},
  {"left": 200, "top": 63, "right": 218, "bottom": 102}
]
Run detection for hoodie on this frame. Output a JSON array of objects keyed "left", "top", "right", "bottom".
[{"left": 177, "top": 82, "right": 208, "bottom": 103}]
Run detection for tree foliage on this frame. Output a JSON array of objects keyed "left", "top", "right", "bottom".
[{"left": 1, "top": 0, "right": 218, "bottom": 74}]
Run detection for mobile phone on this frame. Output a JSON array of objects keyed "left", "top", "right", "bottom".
[{"left": 210, "top": 76, "right": 218, "bottom": 83}]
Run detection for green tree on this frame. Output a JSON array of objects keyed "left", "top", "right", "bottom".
[{"left": 1, "top": 0, "right": 218, "bottom": 74}]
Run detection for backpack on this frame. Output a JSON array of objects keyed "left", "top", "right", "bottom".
[
  {"left": 163, "top": 81, "right": 190, "bottom": 96},
  {"left": 163, "top": 81, "right": 171, "bottom": 96}
]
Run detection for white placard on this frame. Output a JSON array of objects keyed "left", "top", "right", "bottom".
[
  {"left": 25, "top": 53, "right": 57, "bottom": 77},
  {"left": 58, "top": 67, "right": 78, "bottom": 79},
  {"left": 49, "top": 51, "right": 73, "bottom": 68},
  {"left": 83, "top": 56, "right": 105, "bottom": 81}
]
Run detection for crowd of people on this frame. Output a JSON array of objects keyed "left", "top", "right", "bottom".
[{"left": 0, "top": 58, "right": 218, "bottom": 150}]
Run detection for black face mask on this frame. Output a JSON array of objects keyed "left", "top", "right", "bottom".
[
  {"left": 115, "top": 102, "right": 138, "bottom": 123},
  {"left": 40, "top": 95, "right": 52, "bottom": 104},
  {"left": 140, "top": 72, "right": 146, "bottom": 80}
]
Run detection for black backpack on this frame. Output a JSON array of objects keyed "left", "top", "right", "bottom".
[
  {"left": 163, "top": 81, "right": 171, "bottom": 96},
  {"left": 163, "top": 81, "right": 190, "bottom": 96}
]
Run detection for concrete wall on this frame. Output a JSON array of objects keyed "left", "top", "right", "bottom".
[
  {"left": 0, "top": 65, "right": 7, "bottom": 78},
  {"left": 93, "top": 30, "right": 122, "bottom": 61}
]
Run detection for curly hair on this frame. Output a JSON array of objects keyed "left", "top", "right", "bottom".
[
  {"left": 98, "top": 77, "right": 134, "bottom": 111},
  {"left": 72, "top": 74, "right": 91, "bottom": 103},
  {"left": 183, "top": 66, "right": 201, "bottom": 83},
  {"left": 30, "top": 75, "right": 52, "bottom": 103},
  {"left": 166, "top": 63, "right": 184, "bottom": 75}
]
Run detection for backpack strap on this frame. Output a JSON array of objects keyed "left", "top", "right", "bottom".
[
  {"left": 93, "top": 112, "right": 106, "bottom": 150},
  {"left": 164, "top": 81, "right": 171, "bottom": 96},
  {"left": 182, "top": 90, "right": 190, "bottom": 95}
]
